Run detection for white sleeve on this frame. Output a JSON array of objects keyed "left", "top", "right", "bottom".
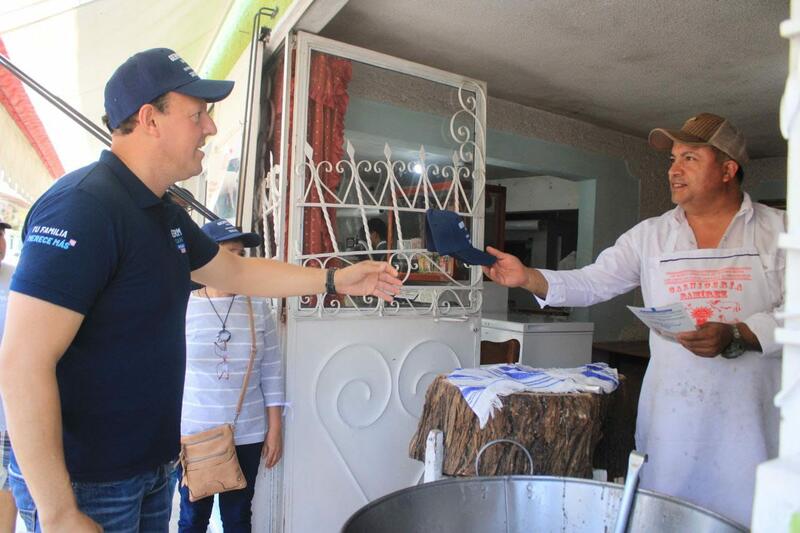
[
  {"left": 744, "top": 209, "right": 787, "bottom": 358},
  {"left": 258, "top": 299, "right": 285, "bottom": 407},
  {"left": 535, "top": 224, "right": 644, "bottom": 308},
  {"left": 745, "top": 311, "right": 782, "bottom": 357}
]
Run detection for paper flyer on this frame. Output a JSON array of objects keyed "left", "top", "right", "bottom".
[{"left": 627, "top": 304, "right": 697, "bottom": 339}]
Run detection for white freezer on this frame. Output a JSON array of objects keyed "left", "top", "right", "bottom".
[{"left": 481, "top": 312, "right": 594, "bottom": 368}]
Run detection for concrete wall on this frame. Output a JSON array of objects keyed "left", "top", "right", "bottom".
[
  {"left": 492, "top": 176, "right": 580, "bottom": 212},
  {"left": 747, "top": 156, "right": 787, "bottom": 202}
]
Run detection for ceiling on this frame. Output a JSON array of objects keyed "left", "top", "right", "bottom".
[
  {"left": 320, "top": 0, "right": 790, "bottom": 159},
  {"left": 1, "top": 0, "right": 789, "bottom": 170}
]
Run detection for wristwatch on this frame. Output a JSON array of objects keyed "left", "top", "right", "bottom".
[
  {"left": 720, "top": 323, "right": 746, "bottom": 359},
  {"left": 325, "top": 268, "right": 337, "bottom": 295}
]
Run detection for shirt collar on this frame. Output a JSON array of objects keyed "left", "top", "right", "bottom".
[
  {"left": 99, "top": 150, "right": 164, "bottom": 209},
  {"left": 739, "top": 192, "right": 755, "bottom": 222},
  {"left": 669, "top": 191, "right": 754, "bottom": 226}
]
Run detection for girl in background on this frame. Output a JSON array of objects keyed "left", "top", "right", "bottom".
[{"left": 178, "top": 219, "right": 283, "bottom": 533}]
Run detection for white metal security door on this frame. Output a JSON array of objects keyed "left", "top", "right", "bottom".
[
  {"left": 256, "top": 32, "right": 489, "bottom": 532},
  {"left": 283, "top": 316, "right": 479, "bottom": 531}
]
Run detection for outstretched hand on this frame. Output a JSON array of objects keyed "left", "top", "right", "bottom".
[
  {"left": 481, "top": 246, "right": 529, "bottom": 288},
  {"left": 336, "top": 261, "right": 403, "bottom": 302}
]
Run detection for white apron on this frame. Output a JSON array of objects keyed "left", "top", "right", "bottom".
[{"left": 636, "top": 218, "right": 781, "bottom": 526}]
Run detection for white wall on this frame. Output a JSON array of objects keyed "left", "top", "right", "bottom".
[{"left": 491, "top": 175, "right": 579, "bottom": 212}]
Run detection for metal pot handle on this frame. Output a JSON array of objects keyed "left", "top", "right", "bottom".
[{"left": 474, "top": 438, "right": 534, "bottom": 476}]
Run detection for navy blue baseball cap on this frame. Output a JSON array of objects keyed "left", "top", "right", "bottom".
[
  {"left": 104, "top": 47, "right": 234, "bottom": 129},
  {"left": 425, "top": 209, "right": 496, "bottom": 266},
  {"left": 202, "top": 219, "right": 262, "bottom": 248}
]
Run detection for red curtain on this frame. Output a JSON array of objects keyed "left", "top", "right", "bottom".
[
  {"left": 266, "top": 52, "right": 351, "bottom": 308},
  {"left": 268, "top": 52, "right": 352, "bottom": 260},
  {"left": 303, "top": 53, "right": 352, "bottom": 256}
]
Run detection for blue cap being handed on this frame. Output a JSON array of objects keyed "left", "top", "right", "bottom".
[
  {"left": 425, "top": 209, "right": 496, "bottom": 266},
  {"left": 104, "top": 47, "right": 234, "bottom": 129}
]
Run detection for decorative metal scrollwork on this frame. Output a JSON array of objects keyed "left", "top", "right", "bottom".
[
  {"left": 285, "top": 82, "right": 486, "bottom": 316},
  {"left": 293, "top": 253, "right": 481, "bottom": 317}
]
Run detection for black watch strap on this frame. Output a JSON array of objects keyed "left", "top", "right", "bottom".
[{"left": 325, "top": 268, "right": 337, "bottom": 295}]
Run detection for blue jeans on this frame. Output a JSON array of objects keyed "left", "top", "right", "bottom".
[
  {"left": 8, "top": 456, "right": 174, "bottom": 533},
  {"left": 0, "top": 430, "right": 12, "bottom": 491},
  {"left": 177, "top": 442, "right": 262, "bottom": 533}
]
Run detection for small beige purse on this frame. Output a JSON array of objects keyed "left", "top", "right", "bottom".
[{"left": 179, "top": 297, "right": 257, "bottom": 502}]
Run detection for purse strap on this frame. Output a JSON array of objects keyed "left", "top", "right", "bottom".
[{"left": 232, "top": 296, "right": 258, "bottom": 426}]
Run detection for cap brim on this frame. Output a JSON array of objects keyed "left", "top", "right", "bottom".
[
  {"left": 218, "top": 231, "right": 262, "bottom": 248},
  {"left": 452, "top": 246, "right": 497, "bottom": 266},
  {"left": 175, "top": 79, "right": 234, "bottom": 103},
  {"left": 0, "top": 223, "right": 10, "bottom": 230},
  {"left": 648, "top": 128, "right": 710, "bottom": 151}
]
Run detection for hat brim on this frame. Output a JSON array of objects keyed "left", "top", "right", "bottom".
[
  {"left": 648, "top": 128, "right": 710, "bottom": 151},
  {"left": 0, "top": 222, "right": 11, "bottom": 230},
  {"left": 175, "top": 79, "right": 234, "bottom": 103},
  {"left": 452, "top": 246, "right": 497, "bottom": 266},
  {"left": 218, "top": 231, "right": 263, "bottom": 248}
]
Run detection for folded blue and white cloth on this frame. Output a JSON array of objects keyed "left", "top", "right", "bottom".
[{"left": 447, "top": 363, "right": 620, "bottom": 428}]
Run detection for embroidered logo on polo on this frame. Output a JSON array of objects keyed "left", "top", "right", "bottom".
[
  {"left": 171, "top": 227, "right": 187, "bottom": 254},
  {"left": 26, "top": 225, "right": 77, "bottom": 250}
]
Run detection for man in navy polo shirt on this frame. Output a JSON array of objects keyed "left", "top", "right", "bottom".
[{"left": 0, "top": 48, "right": 401, "bottom": 533}]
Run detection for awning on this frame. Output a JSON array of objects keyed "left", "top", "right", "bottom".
[{"left": 0, "top": 0, "right": 236, "bottom": 172}]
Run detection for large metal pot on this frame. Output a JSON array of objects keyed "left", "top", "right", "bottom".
[{"left": 342, "top": 476, "right": 747, "bottom": 532}]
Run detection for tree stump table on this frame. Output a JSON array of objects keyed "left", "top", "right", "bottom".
[{"left": 409, "top": 375, "right": 630, "bottom": 479}]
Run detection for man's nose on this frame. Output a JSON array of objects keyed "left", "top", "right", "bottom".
[
  {"left": 203, "top": 114, "right": 218, "bottom": 136},
  {"left": 668, "top": 159, "right": 682, "bottom": 177}
]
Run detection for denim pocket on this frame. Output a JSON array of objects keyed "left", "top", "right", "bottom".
[
  {"left": 70, "top": 468, "right": 172, "bottom": 533},
  {"left": 7, "top": 465, "right": 37, "bottom": 532}
]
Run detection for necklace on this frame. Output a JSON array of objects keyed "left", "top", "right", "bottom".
[
  {"left": 204, "top": 289, "right": 237, "bottom": 340},
  {"left": 204, "top": 289, "right": 237, "bottom": 380}
]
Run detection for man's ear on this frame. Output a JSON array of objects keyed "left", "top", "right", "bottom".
[
  {"left": 136, "top": 104, "right": 161, "bottom": 137},
  {"left": 721, "top": 159, "right": 739, "bottom": 182}
]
